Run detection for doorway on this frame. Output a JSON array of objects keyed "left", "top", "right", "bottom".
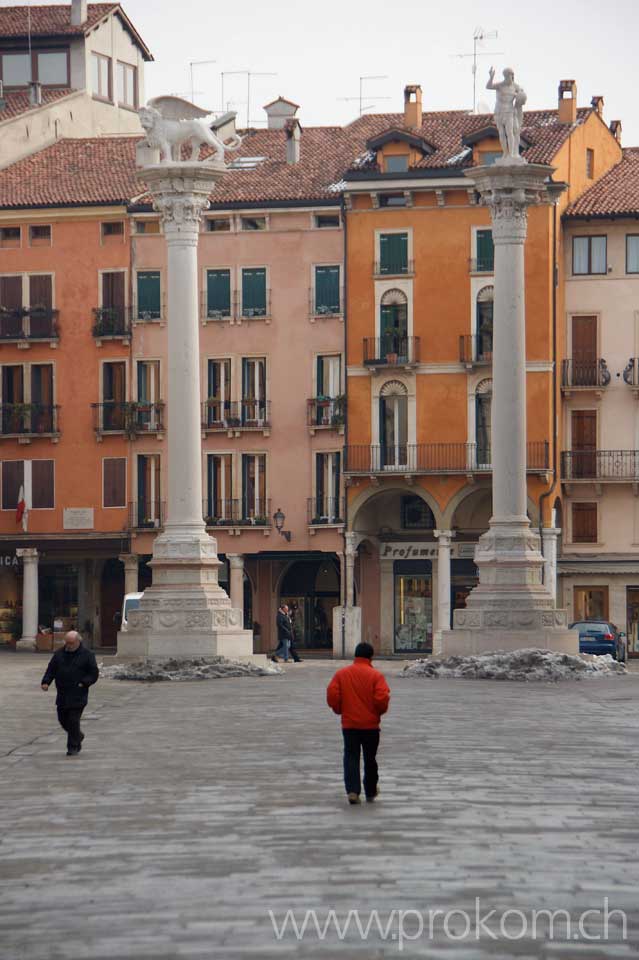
[
  {"left": 100, "top": 557, "right": 124, "bottom": 647},
  {"left": 280, "top": 556, "right": 340, "bottom": 649}
]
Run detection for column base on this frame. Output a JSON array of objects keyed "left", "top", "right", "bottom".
[
  {"left": 440, "top": 624, "right": 579, "bottom": 657},
  {"left": 16, "top": 637, "right": 37, "bottom": 652}
]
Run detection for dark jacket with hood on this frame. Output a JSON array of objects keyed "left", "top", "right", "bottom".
[{"left": 41, "top": 643, "right": 99, "bottom": 708}]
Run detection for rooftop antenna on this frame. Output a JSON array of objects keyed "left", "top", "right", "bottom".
[
  {"left": 453, "top": 27, "right": 503, "bottom": 113},
  {"left": 338, "top": 75, "right": 391, "bottom": 117},
  {"left": 221, "top": 70, "right": 277, "bottom": 128},
  {"left": 189, "top": 59, "right": 216, "bottom": 105}
]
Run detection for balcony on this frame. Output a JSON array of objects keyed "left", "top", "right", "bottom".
[
  {"left": 307, "top": 497, "right": 345, "bottom": 526},
  {"left": 92, "top": 307, "right": 130, "bottom": 343},
  {"left": 363, "top": 336, "right": 420, "bottom": 368},
  {"left": 203, "top": 498, "right": 272, "bottom": 528},
  {"left": 92, "top": 402, "right": 165, "bottom": 438},
  {"left": 561, "top": 450, "right": 639, "bottom": 483},
  {"left": 0, "top": 403, "right": 60, "bottom": 440},
  {"left": 307, "top": 396, "right": 345, "bottom": 432},
  {"left": 0, "top": 307, "right": 59, "bottom": 345},
  {"left": 623, "top": 358, "right": 639, "bottom": 396},
  {"left": 561, "top": 359, "right": 610, "bottom": 395},
  {"left": 201, "top": 400, "right": 271, "bottom": 434},
  {"left": 344, "top": 442, "right": 550, "bottom": 476},
  {"left": 468, "top": 257, "right": 494, "bottom": 274},
  {"left": 128, "top": 500, "right": 165, "bottom": 530},
  {"left": 459, "top": 334, "right": 493, "bottom": 367},
  {"left": 373, "top": 260, "right": 414, "bottom": 278},
  {"left": 237, "top": 290, "right": 271, "bottom": 322}
]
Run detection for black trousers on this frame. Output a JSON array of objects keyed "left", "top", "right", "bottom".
[
  {"left": 342, "top": 728, "right": 380, "bottom": 797},
  {"left": 57, "top": 706, "right": 84, "bottom": 751}
]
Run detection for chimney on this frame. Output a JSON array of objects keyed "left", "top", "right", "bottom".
[
  {"left": 404, "top": 84, "right": 422, "bottom": 128},
  {"left": 71, "top": 0, "right": 88, "bottom": 26},
  {"left": 610, "top": 120, "right": 622, "bottom": 145},
  {"left": 285, "top": 118, "right": 301, "bottom": 164},
  {"left": 591, "top": 95, "right": 604, "bottom": 117},
  {"left": 263, "top": 96, "right": 300, "bottom": 130},
  {"left": 29, "top": 81, "right": 42, "bottom": 106},
  {"left": 558, "top": 80, "right": 577, "bottom": 124}
]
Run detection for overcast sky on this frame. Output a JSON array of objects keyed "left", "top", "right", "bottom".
[{"left": 128, "top": 0, "right": 639, "bottom": 145}]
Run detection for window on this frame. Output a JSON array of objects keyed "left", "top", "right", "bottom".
[
  {"left": 103, "top": 458, "right": 126, "bottom": 508},
  {"left": 1, "top": 460, "right": 23, "bottom": 509},
  {"left": 626, "top": 235, "right": 639, "bottom": 274},
  {"left": 314, "top": 266, "right": 340, "bottom": 315},
  {"left": 2, "top": 52, "right": 30, "bottom": 86},
  {"left": 37, "top": 51, "right": 67, "bottom": 86},
  {"left": 379, "top": 233, "right": 408, "bottom": 274},
  {"left": 0, "top": 277, "right": 22, "bottom": 338},
  {"left": 29, "top": 225, "right": 51, "bottom": 246},
  {"left": 478, "top": 151, "right": 501, "bottom": 166},
  {"left": 0, "top": 227, "right": 21, "bottom": 249},
  {"left": 136, "top": 271, "right": 161, "bottom": 320},
  {"left": 206, "top": 454, "right": 233, "bottom": 521},
  {"left": 475, "top": 378, "right": 492, "bottom": 466},
  {"left": 586, "top": 148, "right": 595, "bottom": 179},
  {"left": 30, "top": 364, "right": 54, "bottom": 432},
  {"left": 314, "top": 452, "right": 341, "bottom": 522},
  {"left": 475, "top": 229, "right": 494, "bottom": 272},
  {"left": 476, "top": 286, "right": 494, "bottom": 360},
  {"left": 116, "top": 61, "right": 137, "bottom": 108},
  {"left": 242, "top": 357, "right": 267, "bottom": 422},
  {"left": 101, "top": 221, "right": 124, "bottom": 240},
  {"left": 135, "top": 361, "right": 161, "bottom": 433},
  {"left": 573, "top": 236, "right": 607, "bottom": 275},
  {"left": 379, "top": 193, "right": 407, "bottom": 208},
  {"left": 572, "top": 503, "right": 598, "bottom": 543},
  {"left": 1, "top": 460, "right": 53, "bottom": 509},
  {"left": 91, "top": 52, "right": 111, "bottom": 100},
  {"left": 32, "top": 460, "right": 54, "bottom": 508},
  {"left": 136, "top": 454, "right": 161, "bottom": 528},
  {"left": 241, "top": 268, "right": 267, "bottom": 317},
  {"left": 241, "top": 454, "right": 267, "bottom": 521},
  {"left": 317, "top": 355, "right": 341, "bottom": 398},
  {"left": 379, "top": 288, "right": 408, "bottom": 359},
  {"left": 28, "top": 274, "right": 55, "bottom": 338},
  {"left": 101, "top": 361, "right": 126, "bottom": 431},
  {"left": 135, "top": 220, "right": 160, "bottom": 235},
  {"left": 314, "top": 214, "right": 340, "bottom": 229},
  {"left": 379, "top": 380, "right": 408, "bottom": 468},
  {"left": 401, "top": 495, "right": 435, "bottom": 529},
  {"left": 206, "top": 218, "right": 231, "bottom": 232},
  {"left": 241, "top": 217, "right": 266, "bottom": 231},
  {"left": 97, "top": 271, "right": 126, "bottom": 335},
  {"left": 206, "top": 269, "right": 231, "bottom": 319},
  {"left": 206, "top": 359, "right": 231, "bottom": 425},
  {"left": 385, "top": 155, "right": 409, "bottom": 173}
]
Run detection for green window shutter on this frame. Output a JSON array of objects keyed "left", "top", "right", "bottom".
[
  {"left": 315, "top": 266, "right": 340, "bottom": 314},
  {"left": 137, "top": 271, "right": 161, "bottom": 319},
  {"left": 380, "top": 233, "right": 408, "bottom": 273},
  {"left": 476, "top": 230, "right": 494, "bottom": 270},
  {"left": 206, "top": 269, "right": 231, "bottom": 317},
  {"left": 242, "top": 268, "right": 266, "bottom": 316}
]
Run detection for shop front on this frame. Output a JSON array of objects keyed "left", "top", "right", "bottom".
[{"left": 559, "top": 559, "right": 639, "bottom": 657}]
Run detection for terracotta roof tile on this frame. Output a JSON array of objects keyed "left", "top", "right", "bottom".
[
  {"left": 0, "top": 3, "right": 116, "bottom": 37},
  {"left": 0, "top": 87, "right": 75, "bottom": 122},
  {"left": 564, "top": 148, "right": 639, "bottom": 218}
]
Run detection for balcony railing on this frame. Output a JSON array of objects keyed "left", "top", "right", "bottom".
[
  {"left": 344, "top": 442, "right": 549, "bottom": 475},
  {"left": 92, "top": 402, "right": 128, "bottom": 433},
  {"left": 200, "top": 293, "right": 232, "bottom": 322},
  {"left": 92, "top": 401, "right": 165, "bottom": 435},
  {"left": 561, "top": 359, "right": 610, "bottom": 389},
  {"left": 308, "top": 497, "right": 344, "bottom": 525},
  {"left": 373, "top": 260, "right": 414, "bottom": 277},
  {"left": 203, "top": 498, "right": 272, "bottom": 526},
  {"left": 202, "top": 399, "right": 270, "bottom": 430},
  {"left": 92, "top": 306, "right": 130, "bottom": 338},
  {"left": 468, "top": 257, "right": 494, "bottom": 273},
  {"left": 363, "top": 336, "right": 420, "bottom": 366},
  {"left": 307, "top": 396, "right": 345, "bottom": 428},
  {"left": 623, "top": 358, "right": 639, "bottom": 388},
  {"left": 0, "top": 307, "right": 59, "bottom": 341},
  {"left": 128, "top": 500, "right": 165, "bottom": 530},
  {"left": 0, "top": 403, "right": 59, "bottom": 436},
  {"left": 238, "top": 290, "right": 271, "bottom": 320},
  {"left": 309, "top": 290, "right": 343, "bottom": 318},
  {"left": 459, "top": 334, "right": 493, "bottom": 365},
  {"left": 131, "top": 300, "right": 165, "bottom": 323},
  {"left": 561, "top": 450, "right": 639, "bottom": 481}
]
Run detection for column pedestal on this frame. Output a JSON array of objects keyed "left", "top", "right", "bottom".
[
  {"left": 442, "top": 162, "right": 577, "bottom": 656},
  {"left": 228, "top": 554, "right": 244, "bottom": 623},
  {"left": 117, "top": 161, "right": 254, "bottom": 660},
  {"left": 119, "top": 554, "right": 139, "bottom": 596},
  {"left": 16, "top": 548, "right": 38, "bottom": 651}
]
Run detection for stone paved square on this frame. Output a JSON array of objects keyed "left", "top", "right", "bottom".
[{"left": 1, "top": 653, "right": 638, "bottom": 958}]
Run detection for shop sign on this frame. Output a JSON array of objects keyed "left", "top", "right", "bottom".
[
  {"left": 379, "top": 541, "right": 478, "bottom": 560},
  {"left": 63, "top": 508, "right": 94, "bottom": 530},
  {"left": 0, "top": 555, "right": 19, "bottom": 566}
]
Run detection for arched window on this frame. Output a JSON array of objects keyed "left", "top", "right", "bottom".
[
  {"left": 475, "top": 378, "right": 492, "bottom": 466},
  {"left": 380, "top": 288, "right": 408, "bottom": 359},
  {"left": 476, "top": 285, "right": 493, "bottom": 361},
  {"left": 379, "top": 380, "right": 408, "bottom": 468}
]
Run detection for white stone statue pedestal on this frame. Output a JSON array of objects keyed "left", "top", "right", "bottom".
[
  {"left": 117, "top": 161, "right": 254, "bottom": 660},
  {"left": 441, "top": 162, "right": 577, "bottom": 657}
]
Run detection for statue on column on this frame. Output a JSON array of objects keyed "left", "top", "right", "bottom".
[
  {"left": 486, "top": 67, "right": 527, "bottom": 163},
  {"left": 139, "top": 96, "right": 243, "bottom": 164}
]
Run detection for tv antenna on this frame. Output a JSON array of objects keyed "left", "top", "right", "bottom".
[
  {"left": 189, "top": 59, "right": 217, "bottom": 104},
  {"left": 338, "top": 75, "right": 391, "bottom": 117},
  {"left": 221, "top": 70, "right": 277, "bottom": 128},
  {"left": 453, "top": 27, "right": 503, "bottom": 113}
]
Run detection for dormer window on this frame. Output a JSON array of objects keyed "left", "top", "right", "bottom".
[
  {"left": 0, "top": 49, "right": 69, "bottom": 88},
  {"left": 1, "top": 52, "right": 30, "bottom": 86},
  {"left": 386, "top": 155, "right": 409, "bottom": 173}
]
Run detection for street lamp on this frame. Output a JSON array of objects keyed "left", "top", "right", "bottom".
[{"left": 273, "top": 507, "right": 291, "bottom": 542}]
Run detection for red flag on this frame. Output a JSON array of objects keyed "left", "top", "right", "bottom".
[{"left": 16, "top": 484, "right": 25, "bottom": 525}]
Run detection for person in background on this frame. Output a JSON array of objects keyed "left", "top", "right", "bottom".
[
  {"left": 326, "top": 641, "right": 390, "bottom": 804},
  {"left": 287, "top": 603, "right": 303, "bottom": 663},
  {"left": 272, "top": 603, "right": 293, "bottom": 662},
  {"left": 41, "top": 630, "right": 99, "bottom": 756}
]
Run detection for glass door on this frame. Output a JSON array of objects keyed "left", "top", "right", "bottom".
[{"left": 394, "top": 562, "right": 433, "bottom": 653}]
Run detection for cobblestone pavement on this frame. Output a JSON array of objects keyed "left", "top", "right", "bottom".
[{"left": 1, "top": 651, "right": 638, "bottom": 959}]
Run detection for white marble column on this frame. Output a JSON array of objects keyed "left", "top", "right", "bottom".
[
  {"left": 119, "top": 554, "right": 139, "bottom": 595},
  {"left": 379, "top": 557, "right": 395, "bottom": 655},
  {"left": 344, "top": 532, "right": 357, "bottom": 607},
  {"left": 16, "top": 548, "right": 38, "bottom": 651},
  {"left": 228, "top": 554, "right": 244, "bottom": 620},
  {"left": 541, "top": 528, "right": 560, "bottom": 603},
  {"left": 434, "top": 530, "right": 455, "bottom": 637}
]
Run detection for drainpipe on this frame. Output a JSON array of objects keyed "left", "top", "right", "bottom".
[
  {"left": 340, "top": 191, "right": 348, "bottom": 657},
  {"left": 538, "top": 199, "right": 559, "bottom": 580}
]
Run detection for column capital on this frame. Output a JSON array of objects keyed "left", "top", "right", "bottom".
[
  {"left": 139, "top": 161, "right": 225, "bottom": 237},
  {"left": 228, "top": 554, "right": 245, "bottom": 570},
  {"left": 344, "top": 532, "right": 360, "bottom": 554},
  {"left": 540, "top": 527, "right": 561, "bottom": 539},
  {"left": 466, "top": 162, "right": 558, "bottom": 244},
  {"left": 119, "top": 553, "right": 138, "bottom": 569},
  {"left": 16, "top": 547, "right": 38, "bottom": 562},
  {"left": 434, "top": 529, "right": 455, "bottom": 545}
]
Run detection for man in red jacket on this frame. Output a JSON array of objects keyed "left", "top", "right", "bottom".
[{"left": 326, "top": 642, "right": 390, "bottom": 805}]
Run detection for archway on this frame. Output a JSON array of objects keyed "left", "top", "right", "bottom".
[{"left": 279, "top": 555, "right": 340, "bottom": 649}]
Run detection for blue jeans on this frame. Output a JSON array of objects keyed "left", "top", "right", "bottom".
[{"left": 275, "top": 638, "right": 290, "bottom": 661}]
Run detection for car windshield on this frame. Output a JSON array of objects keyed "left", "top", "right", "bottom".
[
  {"left": 124, "top": 597, "right": 141, "bottom": 616},
  {"left": 571, "top": 621, "right": 609, "bottom": 633}
]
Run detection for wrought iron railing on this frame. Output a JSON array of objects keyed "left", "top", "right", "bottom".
[
  {"left": 459, "top": 334, "right": 493, "bottom": 364},
  {"left": 0, "top": 307, "right": 59, "bottom": 340},
  {"left": 363, "top": 336, "right": 420, "bottom": 365},
  {"left": 623, "top": 358, "right": 639, "bottom": 387},
  {"left": 238, "top": 289, "right": 271, "bottom": 320},
  {"left": 128, "top": 501, "right": 165, "bottom": 530},
  {"left": 203, "top": 498, "right": 271, "bottom": 526},
  {"left": 202, "top": 399, "right": 271, "bottom": 429},
  {"left": 561, "top": 358, "right": 610, "bottom": 388},
  {"left": 561, "top": 450, "right": 639, "bottom": 481},
  {"left": 307, "top": 497, "right": 345, "bottom": 524},
  {"left": 200, "top": 293, "right": 233, "bottom": 321},
  {"left": 344, "top": 442, "right": 549, "bottom": 474},
  {"left": 131, "top": 300, "right": 165, "bottom": 322},
  {"left": 92, "top": 306, "right": 129, "bottom": 338},
  {"left": 373, "top": 259, "right": 414, "bottom": 277},
  {"left": 92, "top": 401, "right": 165, "bottom": 435},
  {"left": 309, "top": 289, "right": 343, "bottom": 317},
  {"left": 468, "top": 257, "right": 494, "bottom": 273},
  {"left": 0, "top": 403, "right": 59, "bottom": 436},
  {"left": 307, "top": 396, "right": 345, "bottom": 428}
]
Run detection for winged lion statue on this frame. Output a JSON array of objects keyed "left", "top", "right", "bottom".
[{"left": 139, "top": 96, "right": 243, "bottom": 164}]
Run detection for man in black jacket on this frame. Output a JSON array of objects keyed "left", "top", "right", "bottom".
[
  {"left": 41, "top": 631, "right": 99, "bottom": 756},
  {"left": 272, "top": 603, "right": 293, "bottom": 662}
]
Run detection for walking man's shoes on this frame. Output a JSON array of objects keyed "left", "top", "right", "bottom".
[
  {"left": 366, "top": 787, "right": 379, "bottom": 803},
  {"left": 347, "top": 793, "right": 361, "bottom": 805},
  {"left": 66, "top": 748, "right": 80, "bottom": 756}
]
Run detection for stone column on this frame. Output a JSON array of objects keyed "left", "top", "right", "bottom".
[
  {"left": 441, "top": 162, "right": 576, "bottom": 655},
  {"left": 228, "top": 554, "right": 244, "bottom": 622},
  {"left": 119, "top": 554, "right": 139, "bottom": 595},
  {"left": 541, "top": 528, "right": 560, "bottom": 603},
  {"left": 117, "top": 156, "right": 253, "bottom": 660},
  {"left": 344, "top": 532, "right": 357, "bottom": 607},
  {"left": 16, "top": 548, "right": 38, "bottom": 651},
  {"left": 434, "top": 530, "right": 454, "bottom": 641},
  {"left": 379, "top": 557, "right": 395, "bottom": 655}
]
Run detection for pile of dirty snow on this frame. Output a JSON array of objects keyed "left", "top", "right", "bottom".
[
  {"left": 99, "top": 656, "right": 281, "bottom": 682},
  {"left": 401, "top": 648, "right": 627, "bottom": 682}
]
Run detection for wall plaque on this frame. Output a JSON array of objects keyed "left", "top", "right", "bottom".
[{"left": 63, "top": 508, "right": 94, "bottom": 530}]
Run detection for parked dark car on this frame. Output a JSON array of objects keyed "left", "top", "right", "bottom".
[{"left": 569, "top": 620, "right": 627, "bottom": 662}]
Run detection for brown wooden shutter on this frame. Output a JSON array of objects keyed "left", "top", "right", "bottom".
[
  {"left": 2, "top": 460, "right": 24, "bottom": 510},
  {"left": 2, "top": 365, "right": 23, "bottom": 404},
  {"left": 572, "top": 502, "right": 597, "bottom": 543},
  {"left": 28, "top": 274, "right": 52, "bottom": 309},
  {"left": 102, "top": 272, "right": 125, "bottom": 309},
  {"left": 103, "top": 458, "right": 126, "bottom": 507},
  {"left": 32, "top": 460, "right": 54, "bottom": 508},
  {"left": 572, "top": 316, "right": 597, "bottom": 385},
  {"left": 571, "top": 410, "right": 597, "bottom": 478},
  {"left": 0, "top": 276, "right": 22, "bottom": 309}
]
